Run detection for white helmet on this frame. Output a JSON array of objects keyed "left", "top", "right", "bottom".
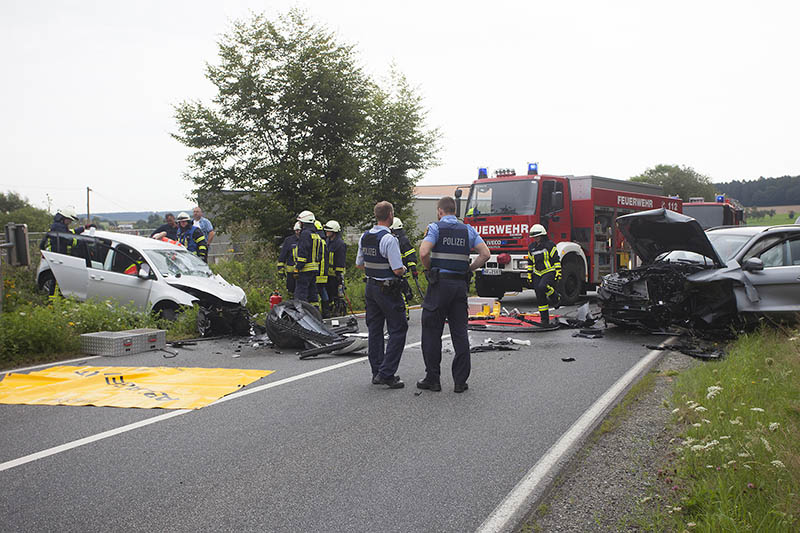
[
  {"left": 323, "top": 220, "right": 341, "bottom": 233},
  {"left": 297, "top": 210, "right": 315, "bottom": 224},
  {"left": 293, "top": 221, "right": 302, "bottom": 231},
  {"left": 529, "top": 224, "right": 547, "bottom": 237},
  {"left": 389, "top": 217, "right": 403, "bottom": 230},
  {"left": 176, "top": 212, "right": 191, "bottom": 222},
  {"left": 58, "top": 206, "right": 78, "bottom": 221}
]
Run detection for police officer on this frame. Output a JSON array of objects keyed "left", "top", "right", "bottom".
[
  {"left": 314, "top": 219, "right": 330, "bottom": 315},
  {"left": 294, "top": 210, "right": 323, "bottom": 307},
  {"left": 277, "top": 221, "right": 302, "bottom": 298},
  {"left": 418, "top": 196, "right": 490, "bottom": 393},
  {"left": 526, "top": 224, "right": 561, "bottom": 325},
  {"left": 356, "top": 201, "right": 408, "bottom": 389},
  {"left": 324, "top": 220, "right": 347, "bottom": 317},
  {"left": 176, "top": 212, "right": 208, "bottom": 262}
]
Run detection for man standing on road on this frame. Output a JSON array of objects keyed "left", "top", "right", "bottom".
[
  {"left": 526, "top": 224, "right": 561, "bottom": 325},
  {"left": 418, "top": 196, "right": 490, "bottom": 393},
  {"left": 294, "top": 210, "right": 322, "bottom": 307},
  {"left": 192, "top": 206, "right": 215, "bottom": 245},
  {"left": 277, "top": 221, "right": 302, "bottom": 298},
  {"left": 356, "top": 201, "right": 408, "bottom": 389}
]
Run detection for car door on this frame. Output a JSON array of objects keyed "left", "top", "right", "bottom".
[
  {"left": 40, "top": 233, "right": 90, "bottom": 300},
  {"left": 86, "top": 239, "right": 153, "bottom": 310},
  {"left": 738, "top": 233, "right": 800, "bottom": 312}
]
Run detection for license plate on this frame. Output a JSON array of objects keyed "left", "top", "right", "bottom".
[{"left": 482, "top": 268, "right": 502, "bottom": 276}]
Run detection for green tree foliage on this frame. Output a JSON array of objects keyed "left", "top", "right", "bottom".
[
  {"left": 716, "top": 175, "right": 800, "bottom": 207},
  {"left": 630, "top": 164, "right": 716, "bottom": 201},
  {"left": 173, "top": 10, "right": 438, "bottom": 238},
  {"left": 0, "top": 191, "right": 51, "bottom": 232}
]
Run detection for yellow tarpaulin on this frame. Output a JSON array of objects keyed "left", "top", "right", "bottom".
[{"left": 0, "top": 366, "right": 274, "bottom": 410}]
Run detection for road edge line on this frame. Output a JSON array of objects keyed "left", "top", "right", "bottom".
[{"left": 475, "top": 341, "right": 671, "bottom": 533}]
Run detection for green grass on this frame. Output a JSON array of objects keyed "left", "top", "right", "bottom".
[
  {"left": 645, "top": 327, "right": 800, "bottom": 531},
  {"left": 745, "top": 213, "right": 797, "bottom": 226}
]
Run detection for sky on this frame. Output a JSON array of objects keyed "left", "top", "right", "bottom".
[{"left": 2, "top": 0, "right": 799, "bottom": 214}]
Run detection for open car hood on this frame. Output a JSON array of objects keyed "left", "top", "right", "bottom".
[
  {"left": 167, "top": 274, "right": 245, "bottom": 304},
  {"left": 616, "top": 208, "right": 726, "bottom": 267}
]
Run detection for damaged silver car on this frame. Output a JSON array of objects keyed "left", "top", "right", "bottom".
[{"left": 598, "top": 208, "right": 800, "bottom": 331}]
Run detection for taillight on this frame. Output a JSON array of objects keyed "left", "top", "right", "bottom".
[{"left": 497, "top": 253, "right": 511, "bottom": 265}]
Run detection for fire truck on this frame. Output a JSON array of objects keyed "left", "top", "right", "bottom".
[
  {"left": 456, "top": 165, "right": 682, "bottom": 303},
  {"left": 682, "top": 195, "right": 744, "bottom": 229}
]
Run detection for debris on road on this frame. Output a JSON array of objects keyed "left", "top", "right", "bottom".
[
  {"left": 645, "top": 342, "right": 726, "bottom": 360},
  {"left": 573, "top": 328, "right": 604, "bottom": 339}
]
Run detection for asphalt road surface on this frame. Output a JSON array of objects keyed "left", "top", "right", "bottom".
[{"left": 0, "top": 292, "right": 667, "bottom": 532}]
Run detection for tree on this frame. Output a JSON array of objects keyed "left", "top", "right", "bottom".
[
  {"left": 630, "top": 164, "right": 716, "bottom": 202},
  {"left": 0, "top": 191, "right": 51, "bottom": 232},
  {"left": 173, "top": 10, "right": 438, "bottom": 238}
]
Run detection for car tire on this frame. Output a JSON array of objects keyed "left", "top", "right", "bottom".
[
  {"left": 155, "top": 302, "right": 180, "bottom": 321},
  {"left": 475, "top": 274, "right": 505, "bottom": 300},
  {"left": 38, "top": 271, "right": 57, "bottom": 296},
  {"left": 559, "top": 257, "right": 583, "bottom": 306}
]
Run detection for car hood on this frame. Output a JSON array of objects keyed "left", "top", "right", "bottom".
[
  {"left": 166, "top": 274, "right": 245, "bottom": 304},
  {"left": 617, "top": 208, "right": 726, "bottom": 267}
]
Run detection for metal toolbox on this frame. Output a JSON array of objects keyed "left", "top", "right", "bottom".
[{"left": 80, "top": 329, "right": 166, "bottom": 357}]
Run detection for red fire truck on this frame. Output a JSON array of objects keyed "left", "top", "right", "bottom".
[
  {"left": 682, "top": 195, "right": 744, "bottom": 229},
  {"left": 457, "top": 165, "right": 682, "bottom": 303}
]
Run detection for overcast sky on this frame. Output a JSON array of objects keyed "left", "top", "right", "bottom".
[{"left": 2, "top": 0, "right": 798, "bottom": 214}]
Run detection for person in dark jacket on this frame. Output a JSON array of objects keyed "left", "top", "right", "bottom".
[
  {"left": 277, "top": 221, "right": 302, "bottom": 298},
  {"left": 43, "top": 207, "right": 84, "bottom": 254},
  {"left": 150, "top": 213, "right": 178, "bottom": 240},
  {"left": 526, "top": 224, "right": 561, "bottom": 325},
  {"left": 324, "top": 220, "right": 347, "bottom": 317},
  {"left": 176, "top": 211, "right": 208, "bottom": 262},
  {"left": 389, "top": 216, "right": 418, "bottom": 318},
  {"left": 294, "top": 210, "right": 322, "bottom": 307}
]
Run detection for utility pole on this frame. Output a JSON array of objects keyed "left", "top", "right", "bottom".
[{"left": 86, "top": 187, "right": 91, "bottom": 224}]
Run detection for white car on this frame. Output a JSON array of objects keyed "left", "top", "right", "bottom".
[{"left": 37, "top": 229, "right": 246, "bottom": 319}]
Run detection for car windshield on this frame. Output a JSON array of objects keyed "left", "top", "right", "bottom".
[
  {"left": 655, "top": 250, "right": 716, "bottom": 265},
  {"left": 144, "top": 249, "right": 213, "bottom": 278},
  {"left": 466, "top": 180, "right": 538, "bottom": 216},
  {"left": 707, "top": 232, "right": 752, "bottom": 262}
]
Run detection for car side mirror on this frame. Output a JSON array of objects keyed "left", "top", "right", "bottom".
[
  {"left": 742, "top": 257, "right": 764, "bottom": 272},
  {"left": 138, "top": 263, "right": 152, "bottom": 279}
]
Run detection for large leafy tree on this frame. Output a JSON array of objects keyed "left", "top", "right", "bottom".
[
  {"left": 173, "top": 10, "right": 438, "bottom": 238},
  {"left": 0, "top": 191, "right": 51, "bottom": 232},
  {"left": 630, "top": 164, "right": 716, "bottom": 202}
]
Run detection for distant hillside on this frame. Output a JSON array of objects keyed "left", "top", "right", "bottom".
[
  {"left": 717, "top": 175, "right": 800, "bottom": 207},
  {"left": 79, "top": 210, "right": 192, "bottom": 223}
]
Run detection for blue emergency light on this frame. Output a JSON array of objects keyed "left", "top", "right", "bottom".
[
  {"left": 478, "top": 167, "right": 488, "bottom": 179},
  {"left": 716, "top": 195, "right": 725, "bottom": 203},
  {"left": 527, "top": 162, "right": 538, "bottom": 175}
]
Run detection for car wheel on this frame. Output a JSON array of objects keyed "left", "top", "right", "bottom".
[
  {"left": 560, "top": 257, "right": 583, "bottom": 306},
  {"left": 155, "top": 302, "right": 180, "bottom": 321},
  {"left": 475, "top": 274, "right": 504, "bottom": 300},
  {"left": 39, "top": 272, "right": 57, "bottom": 296}
]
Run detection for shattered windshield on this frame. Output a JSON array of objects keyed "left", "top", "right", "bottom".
[
  {"left": 144, "top": 249, "right": 213, "bottom": 278},
  {"left": 655, "top": 250, "right": 715, "bottom": 265},
  {"left": 466, "top": 180, "right": 538, "bottom": 216},
  {"left": 707, "top": 232, "right": 752, "bottom": 262}
]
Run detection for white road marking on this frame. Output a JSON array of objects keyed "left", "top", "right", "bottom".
[
  {"left": 1, "top": 355, "right": 102, "bottom": 376},
  {"left": 0, "top": 336, "right": 447, "bottom": 473},
  {"left": 475, "top": 343, "right": 669, "bottom": 533}
]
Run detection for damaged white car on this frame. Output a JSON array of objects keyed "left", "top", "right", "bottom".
[
  {"left": 38, "top": 230, "right": 249, "bottom": 333},
  {"left": 598, "top": 208, "right": 800, "bottom": 332}
]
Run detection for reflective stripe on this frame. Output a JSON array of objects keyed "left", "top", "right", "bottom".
[
  {"left": 364, "top": 261, "right": 392, "bottom": 271},
  {"left": 430, "top": 252, "right": 470, "bottom": 262},
  {"left": 401, "top": 249, "right": 415, "bottom": 258},
  {"left": 538, "top": 304, "right": 549, "bottom": 311}
]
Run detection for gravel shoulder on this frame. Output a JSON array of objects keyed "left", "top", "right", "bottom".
[{"left": 520, "top": 350, "right": 698, "bottom": 532}]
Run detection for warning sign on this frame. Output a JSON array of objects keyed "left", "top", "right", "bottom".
[{"left": 0, "top": 366, "right": 274, "bottom": 410}]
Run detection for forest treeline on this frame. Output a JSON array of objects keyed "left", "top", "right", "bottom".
[{"left": 717, "top": 175, "right": 800, "bottom": 207}]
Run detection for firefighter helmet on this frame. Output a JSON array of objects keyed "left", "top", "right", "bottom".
[
  {"left": 176, "top": 212, "right": 191, "bottom": 222},
  {"left": 293, "top": 221, "right": 302, "bottom": 231},
  {"left": 297, "top": 210, "right": 315, "bottom": 224},
  {"left": 58, "top": 206, "right": 78, "bottom": 221},
  {"left": 389, "top": 217, "right": 403, "bottom": 230},
  {"left": 529, "top": 224, "right": 547, "bottom": 238},
  {"left": 323, "top": 220, "right": 341, "bottom": 233}
]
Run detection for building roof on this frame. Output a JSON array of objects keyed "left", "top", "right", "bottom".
[{"left": 413, "top": 184, "right": 471, "bottom": 198}]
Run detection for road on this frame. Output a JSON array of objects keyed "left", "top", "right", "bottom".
[{"left": 0, "top": 293, "right": 666, "bottom": 532}]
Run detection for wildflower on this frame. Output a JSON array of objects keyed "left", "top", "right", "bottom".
[
  {"left": 687, "top": 523, "right": 697, "bottom": 528},
  {"left": 692, "top": 423, "right": 702, "bottom": 428},
  {"left": 747, "top": 482, "right": 755, "bottom": 489},
  {"left": 68, "top": 322, "right": 75, "bottom": 326},
  {"left": 706, "top": 386, "right": 723, "bottom": 399},
  {"left": 771, "top": 460, "right": 785, "bottom": 468},
  {"left": 694, "top": 406, "right": 707, "bottom": 412},
  {"left": 639, "top": 496, "right": 652, "bottom": 504},
  {"left": 671, "top": 408, "right": 680, "bottom": 414},
  {"left": 761, "top": 437, "right": 772, "bottom": 453},
  {"left": 719, "top": 435, "right": 731, "bottom": 440},
  {"left": 672, "top": 485, "right": 679, "bottom": 491},
  {"left": 691, "top": 445, "right": 705, "bottom": 452},
  {"left": 769, "top": 422, "right": 780, "bottom": 432},
  {"left": 687, "top": 400, "right": 698, "bottom": 408},
  {"left": 738, "top": 452, "right": 750, "bottom": 458},
  {"left": 706, "top": 464, "right": 714, "bottom": 469},
  {"left": 730, "top": 418, "right": 743, "bottom": 425},
  {"left": 765, "top": 357, "right": 774, "bottom": 366},
  {"left": 702, "top": 419, "right": 712, "bottom": 424},
  {"left": 673, "top": 506, "right": 682, "bottom": 512},
  {"left": 743, "top": 464, "right": 752, "bottom": 469},
  {"left": 750, "top": 407, "right": 765, "bottom": 413},
  {"left": 19, "top": 312, "right": 26, "bottom": 316}
]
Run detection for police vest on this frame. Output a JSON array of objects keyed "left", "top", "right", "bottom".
[
  {"left": 361, "top": 229, "right": 393, "bottom": 279},
  {"left": 431, "top": 221, "right": 470, "bottom": 273}
]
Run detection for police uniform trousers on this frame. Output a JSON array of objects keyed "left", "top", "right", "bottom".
[
  {"left": 532, "top": 271, "right": 557, "bottom": 307},
  {"left": 365, "top": 280, "right": 408, "bottom": 379},
  {"left": 421, "top": 277, "right": 470, "bottom": 385},
  {"left": 295, "top": 272, "right": 318, "bottom": 303}
]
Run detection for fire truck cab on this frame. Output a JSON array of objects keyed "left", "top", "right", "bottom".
[
  {"left": 459, "top": 166, "right": 682, "bottom": 303},
  {"left": 682, "top": 195, "right": 744, "bottom": 229}
]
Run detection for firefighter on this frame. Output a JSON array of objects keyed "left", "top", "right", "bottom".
[
  {"left": 294, "top": 210, "right": 322, "bottom": 307},
  {"left": 389, "top": 216, "right": 418, "bottom": 319},
  {"left": 314, "top": 219, "right": 330, "bottom": 315},
  {"left": 324, "top": 220, "right": 347, "bottom": 317},
  {"left": 176, "top": 212, "right": 208, "bottom": 262},
  {"left": 526, "top": 224, "right": 561, "bottom": 325},
  {"left": 43, "top": 207, "right": 84, "bottom": 254},
  {"left": 277, "top": 221, "right": 301, "bottom": 298}
]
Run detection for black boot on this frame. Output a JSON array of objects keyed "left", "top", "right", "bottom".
[{"left": 540, "top": 309, "right": 550, "bottom": 325}]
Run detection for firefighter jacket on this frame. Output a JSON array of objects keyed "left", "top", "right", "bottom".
[
  {"left": 277, "top": 234, "right": 299, "bottom": 273},
  {"left": 315, "top": 229, "right": 328, "bottom": 284},
  {"left": 430, "top": 220, "right": 470, "bottom": 273},
  {"left": 327, "top": 234, "right": 347, "bottom": 276},
  {"left": 527, "top": 239, "right": 561, "bottom": 278},
  {"left": 295, "top": 224, "right": 321, "bottom": 274},
  {"left": 42, "top": 216, "right": 84, "bottom": 254},
  {"left": 177, "top": 225, "right": 208, "bottom": 261},
  {"left": 393, "top": 229, "right": 418, "bottom": 272}
]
